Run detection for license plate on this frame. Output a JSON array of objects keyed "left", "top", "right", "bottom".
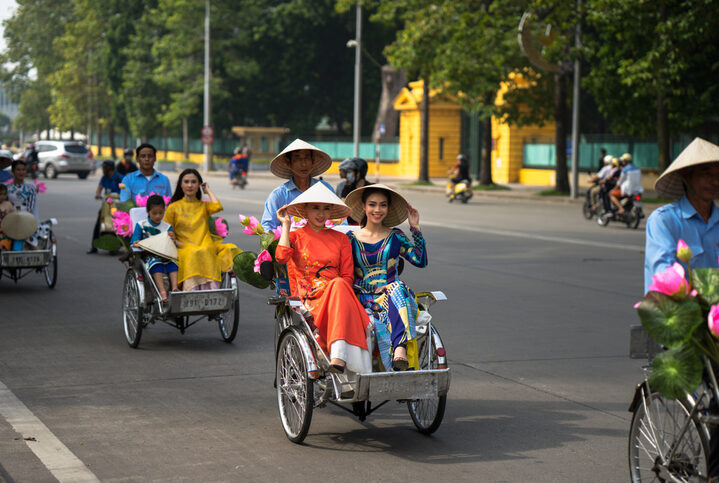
[
  {"left": 177, "top": 292, "right": 230, "bottom": 312},
  {"left": 2, "top": 252, "right": 48, "bottom": 267}
]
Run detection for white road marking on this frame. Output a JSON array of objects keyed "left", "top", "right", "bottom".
[
  {"left": 421, "top": 220, "right": 644, "bottom": 252},
  {"left": 0, "top": 380, "right": 99, "bottom": 482}
]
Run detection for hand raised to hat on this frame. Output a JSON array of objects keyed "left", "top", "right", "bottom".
[
  {"left": 407, "top": 203, "right": 419, "bottom": 227},
  {"left": 277, "top": 205, "right": 291, "bottom": 226}
]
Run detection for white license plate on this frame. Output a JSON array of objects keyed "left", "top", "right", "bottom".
[
  {"left": 2, "top": 253, "right": 47, "bottom": 267},
  {"left": 177, "top": 292, "right": 230, "bottom": 312}
]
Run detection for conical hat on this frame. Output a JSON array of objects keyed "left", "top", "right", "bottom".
[
  {"left": 1, "top": 211, "right": 38, "bottom": 240},
  {"left": 269, "top": 139, "right": 332, "bottom": 179},
  {"left": 344, "top": 184, "right": 409, "bottom": 227},
  {"left": 136, "top": 231, "right": 178, "bottom": 262},
  {"left": 287, "top": 182, "right": 350, "bottom": 219},
  {"left": 0, "top": 150, "right": 13, "bottom": 170},
  {"left": 655, "top": 137, "right": 719, "bottom": 199}
]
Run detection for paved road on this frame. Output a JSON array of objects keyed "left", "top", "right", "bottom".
[{"left": 0, "top": 172, "right": 649, "bottom": 482}]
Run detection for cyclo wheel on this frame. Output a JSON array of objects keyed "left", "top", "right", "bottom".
[
  {"left": 407, "top": 326, "right": 447, "bottom": 434},
  {"left": 628, "top": 387, "right": 709, "bottom": 482},
  {"left": 122, "top": 269, "right": 144, "bottom": 348},
  {"left": 276, "top": 330, "right": 313, "bottom": 443},
  {"left": 44, "top": 240, "right": 57, "bottom": 289},
  {"left": 218, "top": 278, "right": 239, "bottom": 342}
]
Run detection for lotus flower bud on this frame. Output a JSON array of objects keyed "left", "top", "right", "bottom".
[{"left": 677, "top": 239, "right": 693, "bottom": 263}]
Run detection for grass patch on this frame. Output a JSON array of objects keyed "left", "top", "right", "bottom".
[
  {"left": 473, "top": 183, "right": 510, "bottom": 191},
  {"left": 536, "top": 189, "right": 569, "bottom": 197},
  {"left": 403, "top": 180, "right": 435, "bottom": 186}
]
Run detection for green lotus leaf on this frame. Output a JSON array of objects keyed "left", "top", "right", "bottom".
[
  {"left": 233, "top": 251, "right": 270, "bottom": 289},
  {"left": 259, "top": 232, "right": 276, "bottom": 250},
  {"left": 691, "top": 268, "right": 719, "bottom": 306},
  {"left": 112, "top": 200, "right": 136, "bottom": 212},
  {"left": 637, "top": 291, "right": 703, "bottom": 348},
  {"left": 92, "top": 234, "right": 123, "bottom": 252},
  {"left": 648, "top": 344, "right": 703, "bottom": 399},
  {"left": 266, "top": 239, "right": 279, "bottom": 258}
]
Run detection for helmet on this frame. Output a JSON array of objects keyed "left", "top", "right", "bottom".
[
  {"left": 603, "top": 155, "right": 613, "bottom": 164},
  {"left": 338, "top": 158, "right": 359, "bottom": 171},
  {"left": 0, "top": 149, "right": 12, "bottom": 161},
  {"left": 611, "top": 157, "right": 619, "bottom": 167},
  {"left": 620, "top": 153, "right": 633, "bottom": 163},
  {"left": 102, "top": 160, "right": 116, "bottom": 170},
  {"left": 351, "top": 157, "right": 368, "bottom": 178},
  {"left": 123, "top": 148, "right": 133, "bottom": 156},
  {"left": 234, "top": 147, "right": 242, "bottom": 155},
  {"left": 457, "top": 154, "right": 468, "bottom": 163}
]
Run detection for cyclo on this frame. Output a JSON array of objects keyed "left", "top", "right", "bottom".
[
  {"left": 120, "top": 207, "right": 239, "bottom": 348},
  {"left": 0, "top": 212, "right": 58, "bottom": 289},
  {"left": 264, "top": 260, "right": 450, "bottom": 443}
]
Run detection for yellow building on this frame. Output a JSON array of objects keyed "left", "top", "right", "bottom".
[
  {"left": 492, "top": 73, "right": 556, "bottom": 185},
  {"left": 392, "top": 80, "right": 463, "bottom": 178}
]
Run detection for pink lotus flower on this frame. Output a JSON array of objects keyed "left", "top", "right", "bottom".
[
  {"left": 271, "top": 227, "right": 282, "bottom": 240},
  {"left": 253, "top": 249, "right": 273, "bottom": 273},
  {"left": 677, "top": 239, "right": 693, "bottom": 263},
  {"left": 111, "top": 211, "right": 133, "bottom": 237},
  {"left": 162, "top": 195, "right": 172, "bottom": 205},
  {"left": 291, "top": 217, "right": 306, "bottom": 230},
  {"left": 33, "top": 179, "right": 46, "bottom": 193},
  {"left": 709, "top": 305, "right": 719, "bottom": 337},
  {"left": 106, "top": 197, "right": 114, "bottom": 204},
  {"left": 135, "top": 194, "right": 148, "bottom": 207},
  {"left": 648, "top": 262, "right": 691, "bottom": 297},
  {"left": 214, "top": 218, "right": 228, "bottom": 237},
  {"left": 118, "top": 183, "right": 126, "bottom": 190},
  {"left": 239, "top": 214, "right": 249, "bottom": 225}
]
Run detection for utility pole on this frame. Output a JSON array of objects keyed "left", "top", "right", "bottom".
[
  {"left": 351, "top": 2, "right": 362, "bottom": 157},
  {"left": 570, "top": 0, "right": 582, "bottom": 198},
  {"left": 202, "top": 0, "right": 214, "bottom": 171}
]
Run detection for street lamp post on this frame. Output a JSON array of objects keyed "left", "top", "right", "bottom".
[
  {"left": 350, "top": 2, "right": 362, "bottom": 158},
  {"left": 203, "top": 0, "right": 213, "bottom": 172}
]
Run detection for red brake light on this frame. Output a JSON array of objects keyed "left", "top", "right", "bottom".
[
  {"left": 59, "top": 153, "right": 70, "bottom": 159},
  {"left": 88, "top": 151, "right": 94, "bottom": 159},
  {"left": 436, "top": 348, "right": 446, "bottom": 357},
  {"left": 635, "top": 194, "right": 642, "bottom": 201}
]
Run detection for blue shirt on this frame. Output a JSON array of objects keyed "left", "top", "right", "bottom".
[
  {"left": 99, "top": 171, "right": 122, "bottom": 194},
  {"left": 644, "top": 195, "right": 719, "bottom": 292},
  {"left": 261, "top": 177, "right": 335, "bottom": 231},
  {"left": 120, "top": 170, "right": 172, "bottom": 202}
]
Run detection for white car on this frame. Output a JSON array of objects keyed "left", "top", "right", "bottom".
[{"left": 36, "top": 140, "right": 94, "bottom": 179}]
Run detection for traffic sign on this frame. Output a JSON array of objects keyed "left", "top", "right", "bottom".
[{"left": 201, "top": 125, "right": 214, "bottom": 145}]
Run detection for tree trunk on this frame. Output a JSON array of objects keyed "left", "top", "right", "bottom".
[
  {"left": 108, "top": 121, "right": 116, "bottom": 159},
  {"left": 70, "top": 129, "right": 74, "bottom": 140},
  {"left": 183, "top": 118, "right": 189, "bottom": 160},
  {"left": 554, "top": 72, "right": 570, "bottom": 193},
  {"left": 657, "top": 92, "right": 670, "bottom": 171},
  {"left": 163, "top": 126, "right": 168, "bottom": 160},
  {"left": 479, "top": 92, "right": 494, "bottom": 185},
  {"left": 122, "top": 131, "right": 127, "bottom": 150},
  {"left": 97, "top": 123, "right": 103, "bottom": 157},
  {"left": 418, "top": 76, "right": 430, "bottom": 182},
  {"left": 373, "top": 65, "right": 406, "bottom": 142}
]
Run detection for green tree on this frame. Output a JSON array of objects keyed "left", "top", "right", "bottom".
[{"left": 584, "top": 0, "right": 719, "bottom": 170}]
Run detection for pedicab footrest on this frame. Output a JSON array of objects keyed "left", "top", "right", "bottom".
[
  {"left": 166, "top": 288, "right": 235, "bottom": 315},
  {"left": 1, "top": 250, "right": 51, "bottom": 268},
  {"left": 355, "top": 369, "right": 451, "bottom": 401}
]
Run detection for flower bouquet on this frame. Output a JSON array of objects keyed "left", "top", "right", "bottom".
[
  {"left": 232, "top": 215, "right": 282, "bottom": 290},
  {"left": 635, "top": 240, "right": 719, "bottom": 399}
]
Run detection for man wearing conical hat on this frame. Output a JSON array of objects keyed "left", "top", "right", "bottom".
[
  {"left": 645, "top": 137, "right": 719, "bottom": 479},
  {"left": 260, "top": 139, "right": 335, "bottom": 231},
  {"left": 645, "top": 137, "right": 719, "bottom": 293}
]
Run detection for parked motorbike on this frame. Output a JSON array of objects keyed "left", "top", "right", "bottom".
[
  {"left": 447, "top": 179, "right": 473, "bottom": 203},
  {"left": 597, "top": 193, "right": 644, "bottom": 229}
]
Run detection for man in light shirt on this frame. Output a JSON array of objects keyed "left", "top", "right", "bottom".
[{"left": 610, "top": 153, "right": 642, "bottom": 215}]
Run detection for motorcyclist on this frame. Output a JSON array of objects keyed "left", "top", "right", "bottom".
[
  {"left": 598, "top": 157, "right": 621, "bottom": 214},
  {"left": 587, "top": 155, "right": 614, "bottom": 211},
  {"left": 446, "top": 154, "right": 471, "bottom": 197},
  {"left": 229, "top": 147, "right": 249, "bottom": 186},
  {"left": 21, "top": 143, "right": 39, "bottom": 179},
  {"left": 609, "top": 153, "right": 643, "bottom": 215},
  {"left": 338, "top": 157, "right": 371, "bottom": 199},
  {"left": 116, "top": 148, "right": 138, "bottom": 177}
]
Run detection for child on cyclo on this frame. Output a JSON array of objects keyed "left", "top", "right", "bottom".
[
  {"left": 0, "top": 184, "right": 14, "bottom": 250},
  {"left": 130, "top": 194, "right": 179, "bottom": 302}
]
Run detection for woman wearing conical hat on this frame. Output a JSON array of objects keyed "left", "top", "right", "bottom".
[
  {"left": 645, "top": 137, "right": 719, "bottom": 294},
  {"left": 260, "top": 139, "right": 336, "bottom": 232},
  {"left": 274, "top": 183, "right": 372, "bottom": 375}
]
